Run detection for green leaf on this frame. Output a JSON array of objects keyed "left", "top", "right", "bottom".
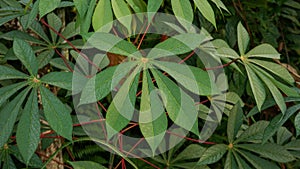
[
  {"left": 0, "top": 81, "right": 28, "bottom": 107},
  {"left": 237, "top": 143, "right": 295, "bottom": 163},
  {"left": 227, "top": 103, "right": 244, "bottom": 143},
  {"left": 47, "top": 13, "right": 62, "bottom": 43},
  {"left": 27, "top": 20, "right": 51, "bottom": 43},
  {"left": 151, "top": 69, "right": 199, "bottom": 135},
  {"left": 234, "top": 121, "right": 269, "bottom": 144},
  {"left": 171, "top": 0, "right": 194, "bottom": 23},
  {"left": 13, "top": 38, "right": 38, "bottom": 76},
  {"left": 197, "top": 144, "right": 227, "bottom": 165},
  {"left": 147, "top": 0, "right": 163, "bottom": 20},
  {"left": 80, "top": 62, "right": 138, "bottom": 105},
  {"left": 237, "top": 22, "right": 249, "bottom": 55},
  {"left": 0, "top": 65, "right": 29, "bottom": 80},
  {"left": 92, "top": 0, "right": 113, "bottom": 32},
  {"left": 194, "top": 0, "right": 216, "bottom": 28},
  {"left": 153, "top": 61, "right": 214, "bottom": 95},
  {"left": 249, "top": 59, "right": 294, "bottom": 84},
  {"left": 295, "top": 112, "right": 300, "bottom": 137},
  {"left": 16, "top": 89, "right": 40, "bottom": 165},
  {"left": 126, "top": 0, "right": 147, "bottom": 13},
  {"left": 106, "top": 66, "right": 141, "bottom": 139},
  {"left": 284, "top": 139, "right": 300, "bottom": 151},
  {"left": 88, "top": 32, "right": 141, "bottom": 58},
  {"left": 139, "top": 70, "right": 167, "bottom": 153},
  {"left": 0, "top": 14, "right": 22, "bottom": 27},
  {"left": 0, "top": 30, "right": 46, "bottom": 45},
  {"left": 59, "top": 22, "right": 80, "bottom": 42},
  {"left": 22, "top": 0, "right": 39, "bottom": 30},
  {"left": 39, "top": 0, "right": 61, "bottom": 18},
  {"left": 73, "top": 0, "right": 88, "bottom": 18},
  {"left": 41, "top": 72, "right": 72, "bottom": 90},
  {"left": 50, "top": 58, "right": 75, "bottom": 71},
  {"left": 216, "top": 47, "right": 240, "bottom": 59},
  {"left": 0, "top": 87, "right": 30, "bottom": 148},
  {"left": 246, "top": 44, "right": 280, "bottom": 59},
  {"left": 244, "top": 63, "right": 266, "bottom": 111},
  {"left": 237, "top": 149, "right": 280, "bottom": 169},
  {"left": 40, "top": 86, "right": 72, "bottom": 140},
  {"left": 69, "top": 161, "right": 107, "bottom": 169},
  {"left": 211, "top": 0, "right": 230, "bottom": 13},
  {"left": 172, "top": 144, "right": 206, "bottom": 162},
  {"left": 111, "top": 0, "right": 132, "bottom": 32},
  {"left": 37, "top": 49, "right": 55, "bottom": 69},
  {"left": 226, "top": 151, "right": 239, "bottom": 169},
  {"left": 251, "top": 64, "right": 286, "bottom": 113}
]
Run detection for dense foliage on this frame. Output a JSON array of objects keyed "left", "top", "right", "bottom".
[{"left": 0, "top": 0, "right": 300, "bottom": 168}]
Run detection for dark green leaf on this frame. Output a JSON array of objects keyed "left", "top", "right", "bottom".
[
  {"left": 0, "top": 81, "right": 28, "bottom": 106},
  {"left": 50, "top": 58, "right": 75, "bottom": 71},
  {"left": 40, "top": 86, "right": 72, "bottom": 140},
  {"left": 147, "top": 0, "right": 163, "bottom": 21},
  {"left": 41, "top": 72, "right": 72, "bottom": 90},
  {"left": 22, "top": 0, "right": 39, "bottom": 30},
  {"left": 0, "top": 30, "right": 46, "bottom": 45},
  {"left": 16, "top": 89, "right": 40, "bottom": 165},
  {"left": 13, "top": 38, "right": 38, "bottom": 76},
  {"left": 39, "top": 0, "right": 61, "bottom": 18},
  {"left": 0, "top": 65, "right": 28, "bottom": 80},
  {"left": 37, "top": 49, "right": 55, "bottom": 69},
  {"left": 47, "top": 13, "right": 62, "bottom": 43},
  {"left": 234, "top": 121, "right": 269, "bottom": 144},
  {"left": 197, "top": 144, "right": 227, "bottom": 165},
  {"left": 227, "top": 103, "right": 244, "bottom": 143},
  {"left": 0, "top": 14, "right": 22, "bottom": 27},
  {"left": 69, "top": 161, "right": 107, "bottom": 169},
  {"left": 172, "top": 144, "right": 206, "bottom": 162},
  {"left": 295, "top": 112, "right": 300, "bottom": 137}
]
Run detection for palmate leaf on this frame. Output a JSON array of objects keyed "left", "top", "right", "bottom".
[
  {"left": 92, "top": 0, "right": 113, "bottom": 32},
  {"left": 197, "top": 144, "right": 227, "bottom": 165},
  {"left": 152, "top": 61, "right": 214, "bottom": 96},
  {"left": 106, "top": 66, "right": 141, "bottom": 139},
  {"left": 40, "top": 86, "right": 72, "bottom": 140},
  {"left": 140, "top": 70, "right": 167, "bottom": 153},
  {"left": 0, "top": 87, "right": 30, "bottom": 148},
  {"left": 151, "top": 69, "right": 199, "bottom": 135},
  {"left": 225, "top": 151, "right": 239, "bottom": 169},
  {"left": 171, "top": 0, "right": 194, "bottom": 23},
  {"left": 16, "top": 89, "right": 40, "bottom": 165},
  {"left": 194, "top": 0, "right": 216, "bottom": 28},
  {"left": 13, "top": 38, "right": 38, "bottom": 76}
]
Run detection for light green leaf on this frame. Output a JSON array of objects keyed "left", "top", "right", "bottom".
[
  {"left": 106, "top": 66, "right": 141, "bottom": 139},
  {"left": 40, "top": 72, "right": 72, "bottom": 90},
  {"left": 295, "top": 112, "right": 300, "bottom": 137},
  {"left": 88, "top": 32, "right": 141, "bottom": 58},
  {"left": 92, "top": 0, "right": 113, "bottom": 32},
  {"left": 237, "top": 143, "right": 295, "bottom": 163},
  {"left": 47, "top": 13, "right": 62, "bottom": 43},
  {"left": 234, "top": 121, "right": 269, "bottom": 144},
  {"left": 197, "top": 144, "right": 227, "bottom": 165},
  {"left": 39, "top": 0, "right": 61, "bottom": 18},
  {"left": 40, "top": 86, "right": 72, "bottom": 140},
  {"left": 153, "top": 61, "right": 213, "bottom": 96},
  {"left": 111, "top": 0, "right": 132, "bottom": 32},
  {"left": 0, "top": 87, "right": 30, "bottom": 148},
  {"left": 0, "top": 81, "right": 28, "bottom": 107},
  {"left": 237, "top": 149, "right": 280, "bottom": 169},
  {"left": 237, "top": 22, "right": 249, "bottom": 55},
  {"left": 140, "top": 70, "right": 166, "bottom": 153},
  {"left": 126, "top": 0, "right": 147, "bottom": 13},
  {"left": 216, "top": 47, "right": 240, "bottom": 59},
  {"left": 69, "top": 161, "right": 107, "bottom": 169},
  {"left": 246, "top": 44, "right": 280, "bottom": 59},
  {"left": 147, "top": 0, "right": 163, "bottom": 21},
  {"left": 13, "top": 38, "right": 38, "bottom": 76},
  {"left": 151, "top": 69, "right": 199, "bottom": 135},
  {"left": 211, "top": 0, "right": 230, "bottom": 13},
  {"left": 244, "top": 63, "right": 266, "bottom": 111},
  {"left": 171, "top": 0, "right": 193, "bottom": 23},
  {"left": 80, "top": 62, "right": 138, "bottom": 105},
  {"left": 16, "top": 89, "right": 40, "bottom": 165},
  {"left": 0, "top": 65, "right": 29, "bottom": 80},
  {"left": 227, "top": 103, "right": 244, "bottom": 143},
  {"left": 249, "top": 59, "right": 294, "bottom": 84},
  {"left": 73, "top": 0, "right": 88, "bottom": 18},
  {"left": 194, "top": 0, "right": 216, "bottom": 28},
  {"left": 251, "top": 64, "right": 286, "bottom": 113}
]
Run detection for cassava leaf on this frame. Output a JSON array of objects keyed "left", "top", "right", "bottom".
[
  {"left": 92, "top": 0, "right": 113, "bottom": 32},
  {"left": 237, "top": 22, "right": 249, "bottom": 55},
  {"left": 194, "top": 0, "right": 216, "bottom": 28},
  {"left": 171, "top": 0, "right": 193, "bottom": 23},
  {"left": 39, "top": 0, "right": 61, "bottom": 18},
  {"left": 197, "top": 144, "right": 227, "bottom": 165},
  {"left": 227, "top": 103, "right": 244, "bottom": 143},
  {"left": 0, "top": 65, "right": 29, "bottom": 80},
  {"left": 41, "top": 72, "right": 72, "bottom": 90}
]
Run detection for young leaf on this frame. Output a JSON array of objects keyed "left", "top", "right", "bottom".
[
  {"left": 16, "top": 89, "right": 40, "bottom": 165},
  {"left": 194, "top": 0, "right": 216, "bottom": 28},
  {"left": 40, "top": 86, "right": 72, "bottom": 140},
  {"left": 237, "top": 143, "right": 295, "bottom": 163},
  {"left": 40, "top": 72, "right": 72, "bottom": 91},
  {"left": 227, "top": 103, "right": 244, "bottom": 143},
  {"left": 139, "top": 70, "right": 167, "bottom": 153},
  {"left": 0, "top": 65, "right": 29, "bottom": 80},
  {"left": 197, "top": 144, "right": 227, "bottom": 165},
  {"left": 171, "top": 0, "right": 194, "bottom": 23},
  {"left": 88, "top": 32, "right": 142, "bottom": 58},
  {"left": 246, "top": 44, "right": 280, "bottom": 59},
  {"left": 237, "top": 22, "right": 249, "bottom": 56},
  {"left": 69, "top": 161, "right": 107, "bottom": 169},
  {"left": 92, "top": 0, "right": 113, "bottom": 32},
  {"left": 153, "top": 61, "right": 213, "bottom": 96},
  {"left": 111, "top": 0, "right": 132, "bottom": 32},
  {"left": 151, "top": 69, "right": 199, "bottom": 135},
  {"left": 0, "top": 81, "right": 28, "bottom": 106},
  {"left": 39, "top": 0, "right": 61, "bottom": 18},
  {"left": 0, "top": 87, "right": 30, "bottom": 148},
  {"left": 13, "top": 38, "right": 38, "bottom": 76},
  {"left": 244, "top": 63, "right": 266, "bottom": 111},
  {"left": 106, "top": 67, "right": 140, "bottom": 139}
]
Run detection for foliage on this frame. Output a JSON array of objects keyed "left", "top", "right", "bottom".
[{"left": 0, "top": 0, "right": 300, "bottom": 168}]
